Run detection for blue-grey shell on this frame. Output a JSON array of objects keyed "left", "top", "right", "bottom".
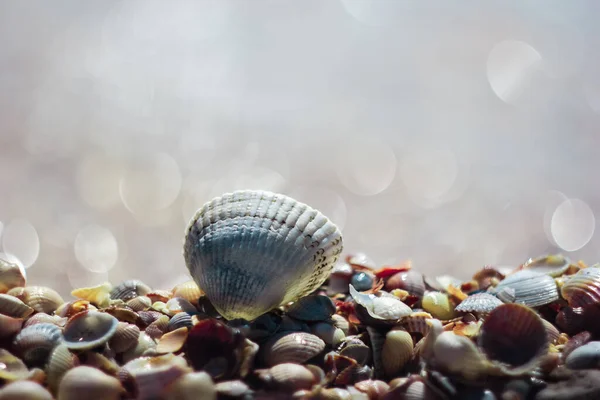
[{"left": 183, "top": 190, "right": 343, "bottom": 321}]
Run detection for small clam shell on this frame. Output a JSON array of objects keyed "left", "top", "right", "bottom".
[
  {"left": 561, "top": 267, "right": 600, "bottom": 307},
  {"left": 385, "top": 270, "right": 426, "bottom": 296},
  {"left": 261, "top": 331, "right": 326, "bottom": 367},
  {"left": 156, "top": 327, "right": 188, "bottom": 354},
  {"left": 491, "top": 270, "right": 559, "bottom": 308},
  {"left": 12, "top": 322, "right": 63, "bottom": 368},
  {"left": 46, "top": 343, "right": 78, "bottom": 394},
  {"left": 422, "top": 292, "right": 456, "bottom": 320},
  {"left": 433, "top": 331, "right": 490, "bottom": 380},
  {"left": 126, "top": 296, "right": 152, "bottom": 312},
  {"left": 267, "top": 363, "right": 317, "bottom": 392},
  {"left": 145, "top": 315, "right": 170, "bottom": 339},
  {"left": 105, "top": 306, "right": 141, "bottom": 325},
  {"left": 172, "top": 280, "right": 204, "bottom": 304},
  {"left": 339, "top": 338, "right": 370, "bottom": 366},
  {"left": 23, "top": 312, "right": 66, "bottom": 328},
  {"left": 0, "top": 293, "right": 34, "bottom": 318},
  {"left": 287, "top": 294, "right": 336, "bottom": 322},
  {"left": 350, "top": 284, "right": 412, "bottom": 323},
  {"left": 164, "top": 372, "right": 216, "bottom": 400},
  {"left": 71, "top": 282, "right": 112, "bottom": 308},
  {"left": 455, "top": 292, "right": 503, "bottom": 315},
  {"left": 0, "top": 349, "right": 30, "bottom": 382},
  {"left": 9, "top": 286, "right": 64, "bottom": 314},
  {"left": 122, "top": 332, "right": 157, "bottom": 364},
  {"left": 0, "top": 258, "right": 26, "bottom": 293},
  {"left": 165, "top": 297, "right": 197, "bottom": 315},
  {"left": 58, "top": 366, "right": 123, "bottom": 400},
  {"left": 310, "top": 321, "right": 345, "bottom": 346},
  {"left": 478, "top": 303, "right": 548, "bottom": 374},
  {"left": 382, "top": 327, "right": 413, "bottom": 379},
  {"left": 183, "top": 190, "right": 343, "bottom": 321},
  {"left": 110, "top": 279, "right": 152, "bottom": 301},
  {"left": 0, "top": 313, "right": 23, "bottom": 338},
  {"left": 63, "top": 310, "right": 119, "bottom": 350},
  {"left": 565, "top": 341, "right": 600, "bottom": 370},
  {"left": 167, "top": 312, "right": 193, "bottom": 332},
  {"left": 109, "top": 322, "right": 140, "bottom": 353},
  {"left": 0, "top": 380, "right": 53, "bottom": 400},
  {"left": 123, "top": 354, "right": 192, "bottom": 400}
]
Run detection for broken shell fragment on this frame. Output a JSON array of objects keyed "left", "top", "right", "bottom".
[
  {"left": 350, "top": 284, "right": 412, "bottom": 323},
  {"left": 156, "top": 327, "right": 188, "bottom": 353},
  {"left": 71, "top": 282, "right": 112, "bottom": 308},
  {"left": 58, "top": 365, "right": 123, "bottom": 400},
  {"left": 123, "top": 354, "right": 191, "bottom": 400},
  {"left": 183, "top": 190, "right": 343, "bottom": 321}
]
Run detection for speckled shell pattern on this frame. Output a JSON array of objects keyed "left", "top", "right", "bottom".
[{"left": 184, "top": 190, "right": 343, "bottom": 321}]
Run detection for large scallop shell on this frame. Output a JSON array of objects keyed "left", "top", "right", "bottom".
[
  {"left": 183, "top": 190, "right": 343, "bottom": 321},
  {"left": 560, "top": 267, "right": 600, "bottom": 307},
  {"left": 490, "top": 270, "right": 559, "bottom": 308}
]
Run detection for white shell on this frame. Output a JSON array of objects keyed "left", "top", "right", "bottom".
[{"left": 184, "top": 190, "right": 343, "bottom": 321}]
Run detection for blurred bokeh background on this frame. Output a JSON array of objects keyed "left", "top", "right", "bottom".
[{"left": 1, "top": 1, "right": 600, "bottom": 296}]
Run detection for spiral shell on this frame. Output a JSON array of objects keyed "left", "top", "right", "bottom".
[
  {"left": 490, "top": 270, "right": 559, "bottom": 308},
  {"left": 561, "top": 267, "right": 600, "bottom": 307},
  {"left": 183, "top": 190, "right": 343, "bottom": 321}
]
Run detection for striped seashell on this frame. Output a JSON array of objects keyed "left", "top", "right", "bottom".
[
  {"left": 0, "top": 293, "right": 34, "bottom": 318},
  {"left": 478, "top": 303, "right": 548, "bottom": 375},
  {"left": 184, "top": 190, "right": 343, "bottom": 321},
  {"left": 46, "top": 343, "right": 78, "bottom": 394},
  {"left": 23, "top": 313, "right": 66, "bottom": 328},
  {"left": 338, "top": 338, "right": 370, "bottom": 366},
  {"left": 561, "top": 267, "right": 600, "bottom": 307},
  {"left": 0, "top": 380, "right": 53, "bottom": 400},
  {"left": 542, "top": 319, "right": 561, "bottom": 345},
  {"left": 331, "top": 314, "right": 351, "bottom": 335},
  {"left": 0, "top": 258, "right": 26, "bottom": 293},
  {"left": 490, "top": 270, "right": 559, "bottom": 308},
  {"left": 109, "top": 322, "right": 140, "bottom": 353},
  {"left": 164, "top": 372, "right": 216, "bottom": 400},
  {"left": 422, "top": 292, "right": 456, "bottom": 320},
  {"left": 286, "top": 294, "right": 336, "bottom": 322},
  {"left": 381, "top": 327, "right": 414, "bottom": 379},
  {"left": 145, "top": 315, "right": 170, "bottom": 340},
  {"left": 126, "top": 296, "right": 152, "bottom": 312},
  {"left": 110, "top": 280, "right": 152, "bottom": 301},
  {"left": 8, "top": 286, "right": 64, "bottom": 314},
  {"left": 63, "top": 310, "right": 119, "bottom": 350},
  {"left": 12, "top": 323, "right": 63, "bottom": 368},
  {"left": 58, "top": 366, "right": 123, "bottom": 400},
  {"left": 455, "top": 292, "right": 503, "bottom": 315},
  {"left": 171, "top": 280, "right": 204, "bottom": 304},
  {"left": 167, "top": 312, "right": 193, "bottom": 332},
  {"left": 260, "top": 331, "right": 326, "bottom": 367},
  {"left": 399, "top": 312, "right": 433, "bottom": 336},
  {"left": 71, "top": 283, "right": 112, "bottom": 308}
]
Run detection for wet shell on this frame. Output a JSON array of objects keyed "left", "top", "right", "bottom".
[
  {"left": 490, "top": 270, "right": 559, "bottom": 308},
  {"left": 478, "top": 303, "right": 548, "bottom": 373},
  {"left": 455, "top": 292, "right": 503, "bottom": 315},
  {"left": 123, "top": 354, "right": 192, "bottom": 400},
  {"left": 168, "top": 312, "right": 193, "bottom": 332},
  {"left": 287, "top": 294, "right": 336, "bottom": 322},
  {"left": 63, "top": 310, "right": 119, "bottom": 350},
  {"left": 0, "top": 293, "right": 34, "bottom": 318},
  {"left": 385, "top": 270, "right": 426, "bottom": 296},
  {"left": 12, "top": 322, "right": 63, "bottom": 368},
  {"left": 381, "top": 327, "right": 413, "bottom": 378},
  {"left": 0, "top": 258, "right": 26, "bottom": 293},
  {"left": 422, "top": 292, "right": 456, "bottom": 320},
  {"left": 109, "top": 322, "right": 140, "bottom": 353},
  {"left": 261, "top": 331, "right": 326, "bottom": 367},
  {"left": 183, "top": 190, "right": 343, "bottom": 321},
  {"left": 164, "top": 372, "right": 216, "bottom": 400},
  {"left": 561, "top": 267, "right": 600, "bottom": 307},
  {"left": 71, "top": 282, "right": 112, "bottom": 308},
  {"left": 46, "top": 343, "right": 78, "bottom": 394},
  {"left": 58, "top": 366, "right": 123, "bottom": 400},
  {"left": 9, "top": 286, "right": 64, "bottom": 314},
  {"left": 0, "top": 380, "right": 53, "bottom": 400},
  {"left": 110, "top": 279, "right": 152, "bottom": 301}
]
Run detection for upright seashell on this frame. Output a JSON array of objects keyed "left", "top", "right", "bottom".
[
  {"left": 350, "top": 285, "right": 412, "bottom": 324},
  {"left": 287, "top": 294, "right": 336, "bottom": 322},
  {"left": 164, "top": 372, "right": 216, "bottom": 400},
  {"left": 63, "top": 310, "right": 119, "bottom": 350},
  {"left": 110, "top": 279, "right": 152, "bottom": 301},
  {"left": 490, "top": 270, "right": 559, "bottom": 308},
  {"left": 0, "top": 380, "right": 53, "bottom": 400},
  {"left": 172, "top": 280, "right": 203, "bottom": 304},
  {"left": 261, "top": 331, "right": 326, "bottom": 367},
  {"left": 46, "top": 344, "right": 78, "bottom": 394},
  {"left": 0, "top": 349, "right": 30, "bottom": 382},
  {"left": 542, "top": 319, "right": 561, "bottom": 345},
  {"left": 561, "top": 267, "right": 600, "bottom": 307},
  {"left": 381, "top": 327, "right": 413, "bottom": 379},
  {"left": 422, "top": 292, "right": 456, "bottom": 320},
  {"left": 123, "top": 354, "right": 192, "bottom": 400},
  {"left": 0, "top": 293, "right": 34, "bottom": 318},
  {"left": 478, "top": 303, "right": 548, "bottom": 374},
  {"left": 58, "top": 366, "right": 123, "bottom": 400},
  {"left": 109, "top": 322, "right": 140, "bottom": 353},
  {"left": 168, "top": 312, "right": 193, "bottom": 332},
  {"left": 385, "top": 270, "right": 426, "bottom": 296},
  {"left": 9, "top": 286, "right": 64, "bottom": 314},
  {"left": 71, "top": 282, "right": 112, "bottom": 308},
  {"left": 183, "top": 190, "right": 343, "bottom": 321},
  {"left": 455, "top": 292, "right": 503, "bottom": 315},
  {"left": 12, "top": 323, "right": 63, "bottom": 368},
  {"left": 0, "top": 258, "right": 26, "bottom": 293}
]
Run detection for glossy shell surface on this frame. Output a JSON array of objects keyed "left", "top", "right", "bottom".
[
  {"left": 561, "top": 267, "right": 600, "bottom": 307},
  {"left": 184, "top": 190, "right": 343, "bottom": 321}
]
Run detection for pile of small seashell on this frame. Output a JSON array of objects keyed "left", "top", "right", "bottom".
[{"left": 1, "top": 190, "right": 600, "bottom": 400}]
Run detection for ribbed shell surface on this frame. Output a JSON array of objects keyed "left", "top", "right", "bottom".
[{"left": 184, "top": 190, "right": 343, "bottom": 321}]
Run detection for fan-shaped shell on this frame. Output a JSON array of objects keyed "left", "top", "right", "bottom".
[
  {"left": 491, "top": 270, "right": 559, "bottom": 308},
  {"left": 63, "top": 310, "right": 119, "bottom": 350},
  {"left": 260, "top": 331, "right": 325, "bottom": 367},
  {"left": 478, "top": 303, "right": 548, "bottom": 373},
  {"left": 46, "top": 343, "right": 78, "bottom": 394},
  {"left": 12, "top": 323, "right": 63, "bottom": 368},
  {"left": 381, "top": 327, "right": 413, "bottom": 378},
  {"left": 561, "top": 267, "right": 600, "bottom": 307},
  {"left": 183, "top": 190, "right": 343, "bottom": 321},
  {"left": 9, "top": 286, "right": 64, "bottom": 314},
  {"left": 167, "top": 312, "right": 193, "bottom": 332},
  {"left": 455, "top": 293, "right": 503, "bottom": 315}
]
